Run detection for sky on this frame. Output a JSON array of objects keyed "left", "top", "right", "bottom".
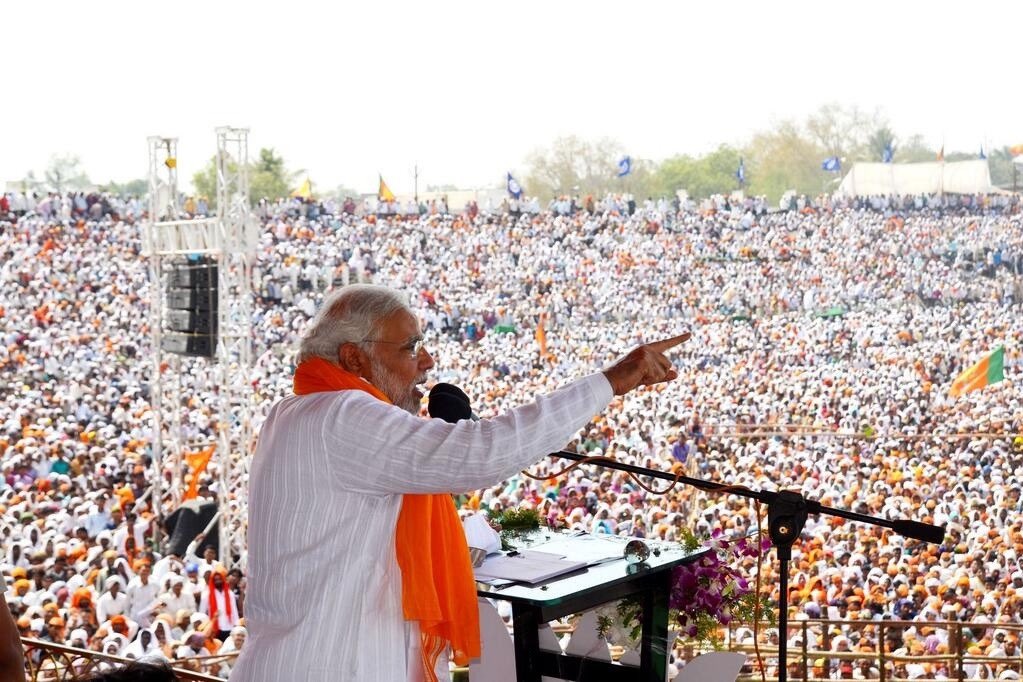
[{"left": 5, "top": 0, "right": 1022, "bottom": 195}]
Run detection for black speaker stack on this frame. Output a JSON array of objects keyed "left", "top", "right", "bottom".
[{"left": 161, "top": 256, "right": 218, "bottom": 358}]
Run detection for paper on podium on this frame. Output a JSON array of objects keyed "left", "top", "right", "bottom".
[
  {"left": 474, "top": 549, "right": 587, "bottom": 584},
  {"left": 525, "top": 534, "right": 625, "bottom": 565}
]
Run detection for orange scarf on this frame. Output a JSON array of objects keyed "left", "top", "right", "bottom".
[
  {"left": 293, "top": 357, "right": 479, "bottom": 678},
  {"left": 207, "top": 569, "right": 233, "bottom": 627}
]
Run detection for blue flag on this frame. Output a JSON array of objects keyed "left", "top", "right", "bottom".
[
  {"left": 507, "top": 172, "right": 522, "bottom": 199},
  {"left": 616, "top": 156, "right": 632, "bottom": 178},
  {"left": 882, "top": 143, "right": 894, "bottom": 164},
  {"left": 822, "top": 156, "right": 841, "bottom": 173},
  {"left": 735, "top": 158, "right": 746, "bottom": 185},
  {"left": 979, "top": 145, "right": 987, "bottom": 160}
]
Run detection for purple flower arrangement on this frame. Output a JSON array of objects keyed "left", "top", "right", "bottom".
[
  {"left": 595, "top": 528, "right": 774, "bottom": 650},
  {"left": 669, "top": 528, "right": 774, "bottom": 645}
]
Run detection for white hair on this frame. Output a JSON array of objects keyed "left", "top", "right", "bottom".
[{"left": 297, "top": 285, "right": 411, "bottom": 365}]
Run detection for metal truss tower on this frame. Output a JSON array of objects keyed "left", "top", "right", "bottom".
[
  {"left": 143, "top": 129, "right": 257, "bottom": 569},
  {"left": 213, "top": 127, "right": 259, "bottom": 569}
]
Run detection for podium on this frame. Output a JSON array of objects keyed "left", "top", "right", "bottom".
[{"left": 477, "top": 542, "right": 706, "bottom": 682}]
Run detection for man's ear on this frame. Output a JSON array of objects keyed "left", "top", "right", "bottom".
[{"left": 338, "top": 343, "right": 368, "bottom": 376}]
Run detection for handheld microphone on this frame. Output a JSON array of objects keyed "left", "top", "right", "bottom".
[{"left": 427, "top": 383, "right": 478, "bottom": 423}]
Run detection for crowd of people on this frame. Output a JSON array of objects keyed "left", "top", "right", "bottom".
[{"left": 1, "top": 188, "right": 1022, "bottom": 679}]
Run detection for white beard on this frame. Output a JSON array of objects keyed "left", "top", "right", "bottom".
[{"left": 368, "top": 356, "right": 420, "bottom": 415}]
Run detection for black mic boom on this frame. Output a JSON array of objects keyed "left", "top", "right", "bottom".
[{"left": 427, "top": 383, "right": 474, "bottom": 423}]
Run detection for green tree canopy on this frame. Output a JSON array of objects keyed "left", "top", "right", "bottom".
[
  {"left": 866, "top": 126, "right": 896, "bottom": 163},
  {"left": 191, "top": 148, "right": 303, "bottom": 207},
  {"left": 744, "top": 121, "right": 829, "bottom": 202},
  {"left": 251, "top": 148, "right": 303, "bottom": 202},
  {"left": 524, "top": 135, "right": 626, "bottom": 201},
  {"left": 655, "top": 145, "right": 743, "bottom": 200}
]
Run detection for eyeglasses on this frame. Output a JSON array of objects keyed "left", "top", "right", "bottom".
[{"left": 361, "top": 336, "right": 426, "bottom": 358}]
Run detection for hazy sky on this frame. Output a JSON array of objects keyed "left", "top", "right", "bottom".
[{"left": 5, "top": 0, "right": 1021, "bottom": 194}]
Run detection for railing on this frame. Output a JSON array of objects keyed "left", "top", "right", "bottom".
[
  {"left": 721, "top": 619, "right": 1023, "bottom": 682},
  {"left": 20, "top": 638, "right": 230, "bottom": 681},
  {"left": 27, "top": 619, "right": 1023, "bottom": 681}
]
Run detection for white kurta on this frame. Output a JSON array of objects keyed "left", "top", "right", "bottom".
[{"left": 231, "top": 373, "right": 612, "bottom": 682}]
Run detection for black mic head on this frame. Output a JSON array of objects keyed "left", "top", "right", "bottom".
[
  {"left": 892, "top": 520, "right": 946, "bottom": 545},
  {"left": 427, "top": 383, "right": 473, "bottom": 423}
]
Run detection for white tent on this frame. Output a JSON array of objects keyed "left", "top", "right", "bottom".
[{"left": 836, "top": 159, "right": 998, "bottom": 196}]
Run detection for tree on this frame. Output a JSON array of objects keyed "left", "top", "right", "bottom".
[
  {"left": 744, "top": 120, "right": 829, "bottom": 202},
  {"left": 191, "top": 148, "right": 300, "bottom": 208},
  {"left": 524, "top": 135, "right": 626, "bottom": 201},
  {"left": 250, "top": 148, "right": 302, "bottom": 203},
  {"left": 655, "top": 145, "right": 743, "bottom": 200},
  {"left": 616, "top": 157, "right": 661, "bottom": 201},
  {"left": 805, "top": 103, "right": 879, "bottom": 161},
  {"left": 988, "top": 146, "right": 1017, "bottom": 188},
  {"left": 866, "top": 126, "right": 896, "bottom": 163},
  {"left": 892, "top": 134, "right": 937, "bottom": 163},
  {"left": 44, "top": 154, "right": 90, "bottom": 193},
  {"left": 102, "top": 178, "right": 148, "bottom": 197},
  {"left": 192, "top": 156, "right": 219, "bottom": 205}
]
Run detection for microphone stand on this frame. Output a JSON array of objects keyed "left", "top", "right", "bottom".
[{"left": 548, "top": 450, "right": 945, "bottom": 682}]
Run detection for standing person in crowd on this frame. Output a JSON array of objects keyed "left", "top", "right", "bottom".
[
  {"left": 231, "top": 284, "right": 688, "bottom": 681},
  {"left": 199, "top": 566, "right": 239, "bottom": 641}
]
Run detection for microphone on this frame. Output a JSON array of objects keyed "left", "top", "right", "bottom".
[
  {"left": 891, "top": 520, "right": 946, "bottom": 545},
  {"left": 427, "top": 383, "right": 478, "bottom": 423}
]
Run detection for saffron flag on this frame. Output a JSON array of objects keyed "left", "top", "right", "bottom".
[
  {"left": 535, "top": 312, "right": 548, "bottom": 357},
  {"left": 183, "top": 446, "right": 215, "bottom": 500},
  {"left": 936, "top": 146, "right": 944, "bottom": 162},
  {"left": 378, "top": 175, "right": 396, "bottom": 202},
  {"left": 291, "top": 178, "right": 313, "bottom": 199},
  {"left": 1010, "top": 144, "right": 1023, "bottom": 158},
  {"left": 949, "top": 346, "right": 1005, "bottom": 397}
]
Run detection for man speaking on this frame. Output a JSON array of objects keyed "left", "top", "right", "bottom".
[{"left": 231, "top": 284, "right": 688, "bottom": 681}]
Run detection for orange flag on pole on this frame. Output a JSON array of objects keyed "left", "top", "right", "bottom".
[
  {"left": 535, "top": 312, "right": 548, "bottom": 357},
  {"left": 378, "top": 175, "right": 396, "bottom": 202},
  {"left": 183, "top": 446, "right": 215, "bottom": 500}
]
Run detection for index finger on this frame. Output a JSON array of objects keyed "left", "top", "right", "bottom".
[{"left": 646, "top": 332, "right": 692, "bottom": 354}]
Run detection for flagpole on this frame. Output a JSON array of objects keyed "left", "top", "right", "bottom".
[
  {"left": 414, "top": 164, "right": 418, "bottom": 204},
  {"left": 888, "top": 144, "right": 896, "bottom": 197},
  {"left": 939, "top": 137, "right": 945, "bottom": 197}
]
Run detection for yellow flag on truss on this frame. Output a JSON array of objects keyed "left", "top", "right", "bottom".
[
  {"left": 291, "top": 178, "right": 313, "bottom": 199},
  {"left": 378, "top": 175, "right": 396, "bottom": 202}
]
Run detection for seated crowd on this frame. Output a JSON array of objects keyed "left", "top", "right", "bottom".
[{"left": 1, "top": 189, "right": 1021, "bottom": 679}]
